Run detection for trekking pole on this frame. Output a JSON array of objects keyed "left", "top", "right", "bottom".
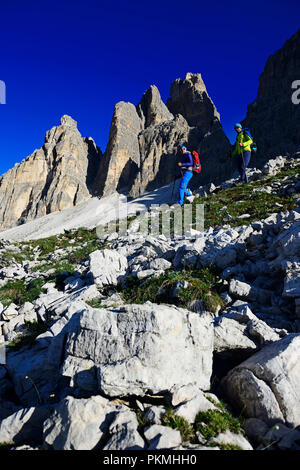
[
  {"left": 171, "top": 175, "right": 177, "bottom": 200},
  {"left": 47, "top": 286, "right": 88, "bottom": 308}
]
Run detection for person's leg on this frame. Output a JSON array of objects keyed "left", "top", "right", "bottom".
[
  {"left": 242, "top": 151, "right": 251, "bottom": 182},
  {"left": 178, "top": 177, "right": 186, "bottom": 205},
  {"left": 178, "top": 171, "right": 193, "bottom": 204},
  {"left": 237, "top": 154, "right": 244, "bottom": 181},
  {"left": 183, "top": 171, "right": 193, "bottom": 196}
]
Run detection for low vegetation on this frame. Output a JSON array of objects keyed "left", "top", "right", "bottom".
[
  {"left": 118, "top": 267, "right": 223, "bottom": 312},
  {"left": 161, "top": 398, "right": 245, "bottom": 448},
  {"left": 193, "top": 163, "right": 300, "bottom": 230},
  {"left": 195, "top": 409, "right": 243, "bottom": 440},
  {"left": 0, "top": 278, "right": 46, "bottom": 306},
  {"left": 162, "top": 409, "right": 195, "bottom": 443},
  {"left": 6, "top": 320, "right": 50, "bottom": 351}
]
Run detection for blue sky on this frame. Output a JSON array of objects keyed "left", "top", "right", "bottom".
[{"left": 0, "top": 0, "right": 299, "bottom": 175}]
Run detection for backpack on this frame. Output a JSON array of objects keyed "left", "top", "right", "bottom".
[
  {"left": 242, "top": 128, "right": 258, "bottom": 153},
  {"left": 191, "top": 151, "right": 201, "bottom": 173}
]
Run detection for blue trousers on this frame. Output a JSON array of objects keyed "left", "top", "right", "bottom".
[
  {"left": 237, "top": 151, "right": 251, "bottom": 182},
  {"left": 178, "top": 170, "right": 193, "bottom": 205}
]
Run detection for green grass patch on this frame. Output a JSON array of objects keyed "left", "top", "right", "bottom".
[
  {"left": 86, "top": 297, "right": 103, "bottom": 308},
  {"left": 22, "top": 227, "right": 100, "bottom": 260},
  {"left": 195, "top": 409, "right": 243, "bottom": 440},
  {"left": 118, "top": 268, "right": 223, "bottom": 312},
  {"left": 6, "top": 320, "right": 50, "bottom": 351},
  {"left": 162, "top": 409, "right": 195, "bottom": 442},
  {"left": 193, "top": 161, "right": 300, "bottom": 230},
  {"left": 136, "top": 411, "right": 149, "bottom": 429},
  {"left": 0, "top": 278, "right": 46, "bottom": 306},
  {"left": 66, "top": 241, "right": 99, "bottom": 264},
  {"left": 0, "top": 442, "right": 15, "bottom": 450}
]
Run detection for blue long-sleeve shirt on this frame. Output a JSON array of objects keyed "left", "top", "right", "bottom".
[{"left": 181, "top": 151, "right": 193, "bottom": 170}]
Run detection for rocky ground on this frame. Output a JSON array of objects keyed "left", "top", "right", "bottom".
[{"left": 0, "top": 153, "right": 300, "bottom": 451}]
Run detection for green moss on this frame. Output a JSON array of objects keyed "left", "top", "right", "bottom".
[{"left": 162, "top": 409, "right": 195, "bottom": 442}]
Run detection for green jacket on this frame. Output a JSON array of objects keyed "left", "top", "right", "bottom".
[{"left": 232, "top": 131, "right": 253, "bottom": 156}]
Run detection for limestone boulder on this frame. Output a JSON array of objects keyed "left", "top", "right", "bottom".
[
  {"left": 61, "top": 303, "right": 214, "bottom": 397},
  {"left": 222, "top": 334, "right": 300, "bottom": 426}
]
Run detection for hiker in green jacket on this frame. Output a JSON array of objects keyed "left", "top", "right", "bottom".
[{"left": 231, "top": 123, "right": 253, "bottom": 183}]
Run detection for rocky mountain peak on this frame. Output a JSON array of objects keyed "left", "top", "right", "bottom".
[
  {"left": 137, "top": 85, "right": 173, "bottom": 128},
  {"left": 167, "top": 72, "right": 220, "bottom": 128},
  {"left": 0, "top": 116, "right": 101, "bottom": 231},
  {"left": 93, "top": 74, "right": 231, "bottom": 198},
  {"left": 242, "top": 29, "right": 300, "bottom": 160},
  {"left": 60, "top": 114, "right": 78, "bottom": 128}
]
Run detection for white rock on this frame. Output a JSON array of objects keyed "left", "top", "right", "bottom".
[
  {"left": 18, "top": 302, "right": 35, "bottom": 316},
  {"left": 214, "top": 317, "right": 257, "bottom": 354},
  {"left": 144, "top": 424, "right": 181, "bottom": 449},
  {"left": 174, "top": 391, "right": 217, "bottom": 423},
  {"left": 229, "top": 279, "right": 252, "bottom": 299},
  {"left": 1, "top": 303, "right": 19, "bottom": 321},
  {"left": 222, "top": 334, "right": 300, "bottom": 426},
  {"left": 247, "top": 318, "right": 281, "bottom": 346},
  {"left": 103, "top": 409, "right": 145, "bottom": 450},
  {"left": 149, "top": 258, "right": 172, "bottom": 271},
  {"left": 208, "top": 429, "right": 253, "bottom": 450},
  {"left": 171, "top": 384, "right": 202, "bottom": 406},
  {"left": 43, "top": 395, "right": 117, "bottom": 450},
  {"left": 282, "top": 262, "right": 300, "bottom": 298},
  {"left": 89, "top": 249, "right": 128, "bottom": 288},
  {"left": 0, "top": 406, "right": 51, "bottom": 445},
  {"left": 2, "top": 314, "right": 25, "bottom": 335},
  {"left": 61, "top": 303, "right": 214, "bottom": 397},
  {"left": 143, "top": 406, "right": 165, "bottom": 425}
]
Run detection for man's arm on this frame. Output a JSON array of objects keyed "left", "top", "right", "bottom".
[{"left": 181, "top": 152, "right": 194, "bottom": 168}]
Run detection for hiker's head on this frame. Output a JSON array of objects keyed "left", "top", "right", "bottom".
[
  {"left": 180, "top": 146, "right": 187, "bottom": 153},
  {"left": 234, "top": 123, "right": 242, "bottom": 133}
]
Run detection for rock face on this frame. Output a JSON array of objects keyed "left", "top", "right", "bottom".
[
  {"left": 243, "top": 29, "right": 300, "bottom": 160},
  {"left": 93, "top": 74, "right": 232, "bottom": 198},
  {"left": 166, "top": 72, "right": 220, "bottom": 129},
  {"left": 222, "top": 334, "right": 300, "bottom": 427},
  {"left": 61, "top": 303, "right": 214, "bottom": 397},
  {"left": 43, "top": 395, "right": 121, "bottom": 450},
  {"left": 0, "top": 115, "right": 101, "bottom": 231}
]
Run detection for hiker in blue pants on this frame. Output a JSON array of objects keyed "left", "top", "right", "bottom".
[{"left": 177, "top": 146, "right": 194, "bottom": 205}]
